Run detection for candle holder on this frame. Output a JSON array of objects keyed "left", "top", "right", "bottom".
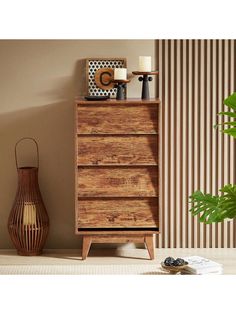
[
  {"left": 112, "top": 79, "right": 130, "bottom": 100},
  {"left": 132, "top": 71, "right": 159, "bottom": 100},
  {"left": 8, "top": 138, "right": 49, "bottom": 256}
]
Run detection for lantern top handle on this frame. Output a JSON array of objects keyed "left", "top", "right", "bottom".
[{"left": 15, "top": 137, "right": 39, "bottom": 170}]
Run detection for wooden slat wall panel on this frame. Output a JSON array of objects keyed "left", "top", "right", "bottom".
[
  {"left": 77, "top": 105, "right": 158, "bottom": 134},
  {"left": 78, "top": 167, "right": 158, "bottom": 197},
  {"left": 77, "top": 135, "right": 158, "bottom": 165},
  {"left": 77, "top": 198, "right": 158, "bottom": 228},
  {"left": 156, "top": 39, "right": 236, "bottom": 248}
]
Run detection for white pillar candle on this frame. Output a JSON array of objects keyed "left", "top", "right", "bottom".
[
  {"left": 23, "top": 202, "right": 37, "bottom": 225},
  {"left": 114, "top": 68, "right": 127, "bottom": 80},
  {"left": 139, "top": 56, "right": 151, "bottom": 72}
]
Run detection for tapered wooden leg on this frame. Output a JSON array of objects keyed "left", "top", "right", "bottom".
[
  {"left": 145, "top": 235, "right": 155, "bottom": 260},
  {"left": 82, "top": 236, "right": 92, "bottom": 260}
]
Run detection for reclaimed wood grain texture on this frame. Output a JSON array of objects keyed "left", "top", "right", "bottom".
[
  {"left": 77, "top": 198, "right": 158, "bottom": 228},
  {"left": 78, "top": 167, "right": 158, "bottom": 197},
  {"left": 77, "top": 104, "right": 158, "bottom": 134},
  {"left": 75, "top": 99, "right": 160, "bottom": 259},
  {"left": 77, "top": 135, "right": 158, "bottom": 165},
  {"left": 91, "top": 236, "right": 145, "bottom": 243},
  {"left": 76, "top": 229, "right": 160, "bottom": 235}
]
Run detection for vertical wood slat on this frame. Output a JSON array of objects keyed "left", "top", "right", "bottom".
[
  {"left": 182, "top": 40, "right": 187, "bottom": 248},
  {"left": 164, "top": 40, "right": 169, "bottom": 248},
  {"left": 206, "top": 39, "right": 211, "bottom": 248},
  {"left": 217, "top": 40, "right": 223, "bottom": 248},
  {"left": 170, "top": 40, "right": 174, "bottom": 247},
  {"left": 194, "top": 40, "right": 200, "bottom": 248},
  {"left": 230, "top": 40, "right": 235, "bottom": 248},
  {"left": 188, "top": 40, "right": 193, "bottom": 248},
  {"left": 156, "top": 40, "right": 236, "bottom": 248}
]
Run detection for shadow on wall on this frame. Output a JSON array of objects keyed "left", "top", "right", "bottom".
[
  {"left": 0, "top": 58, "right": 145, "bottom": 250},
  {"left": 0, "top": 101, "right": 77, "bottom": 249},
  {"left": 0, "top": 59, "right": 88, "bottom": 249},
  {"left": 38, "top": 59, "right": 88, "bottom": 100}
]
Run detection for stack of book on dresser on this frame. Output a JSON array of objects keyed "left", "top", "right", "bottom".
[{"left": 181, "top": 256, "right": 223, "bottom": 275}]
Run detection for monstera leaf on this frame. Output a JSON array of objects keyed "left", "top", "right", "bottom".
[
  {"left": 219, "top": 185, "right": 236, "bottom": 219},
  {"left": 190, "top": 93, "right": 236, "bottom": 224},
  {"left": 189, "top": 184, "right": 236, "bottom": 223},
  {"left": 189, "top": 191, "right": 221, "bottom": 224},
  {"left": 216, "top": 92, "right": 236, "bottom": 138}
]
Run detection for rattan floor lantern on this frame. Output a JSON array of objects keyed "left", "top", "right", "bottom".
[{"left": 8, "top": 137, "right": 49, "bottom": 256}]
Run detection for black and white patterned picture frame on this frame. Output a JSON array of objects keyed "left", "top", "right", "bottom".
[{"left": 86, "top": 58, "right": 127, "bottom": 97}]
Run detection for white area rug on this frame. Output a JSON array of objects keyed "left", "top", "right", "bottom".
[{"left": 0, "top": 264, "right": 170, "bottom": 275}]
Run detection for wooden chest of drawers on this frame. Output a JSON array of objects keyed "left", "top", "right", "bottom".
[{"left": 75, "top": 98, "right": 160, "bottom": 259}]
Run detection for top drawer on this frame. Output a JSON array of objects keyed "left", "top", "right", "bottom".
[{"left": 77, "top": 104, "right": 158, "bottom": 134}]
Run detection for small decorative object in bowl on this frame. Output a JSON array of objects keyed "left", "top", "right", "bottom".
[{"left": 161, "top": 257, "right": 188, "bottom": 274}]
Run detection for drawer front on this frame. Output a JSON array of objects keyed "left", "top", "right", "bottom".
[
  {"left": 77, "top": 135, "right": 158, "bottom": 165},
  {"left": 77, "top": 198, "right": 158, "bottom": 228},
  {"left": 77, "top": 104, "right": 158, "bottom": 134},
  {"left": 78, "top": 167, "right": 158, "bottom": 197}
]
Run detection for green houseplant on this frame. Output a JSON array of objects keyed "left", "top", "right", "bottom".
[{"left": 189, "top": 92, "right": 236, "bottom": 223}]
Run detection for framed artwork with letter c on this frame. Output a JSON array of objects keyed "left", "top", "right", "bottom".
[{"left": 86, "top": 58, "right": 127, "bottom": 97}]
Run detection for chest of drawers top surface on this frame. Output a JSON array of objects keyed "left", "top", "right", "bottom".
[{"left": 75, "top": 98, "right": 160, "bottom": 105}]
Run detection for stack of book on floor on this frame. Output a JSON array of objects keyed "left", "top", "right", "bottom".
[{"left": 181, "top": 256, "right": 223, "bottom": 275}]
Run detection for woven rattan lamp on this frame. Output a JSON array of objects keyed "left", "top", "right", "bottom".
[{"left": 8, "top": 138, "right": 49, "bottom": 256}]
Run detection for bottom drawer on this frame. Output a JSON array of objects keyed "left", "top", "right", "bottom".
[{"left": 77, "top": 198, "right": 158, "bottom": 228}]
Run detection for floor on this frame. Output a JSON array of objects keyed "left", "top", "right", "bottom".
[{"left": 0, "top": 248, "right": 235, "bottom": 274}]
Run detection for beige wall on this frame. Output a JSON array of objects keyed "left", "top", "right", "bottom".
[{"left": 0, "top": 40, "right": 156, "bottom": 249}]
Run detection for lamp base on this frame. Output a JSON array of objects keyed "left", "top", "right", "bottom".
[
  {"left": 112, "top": 79, "right": 130, "bottom": 100},
  {"left": 139, "top": 74, "right": 153, "bottom": 99},
  {"left": 132, "top": 71, "right": 159, "bottom": 100}
]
